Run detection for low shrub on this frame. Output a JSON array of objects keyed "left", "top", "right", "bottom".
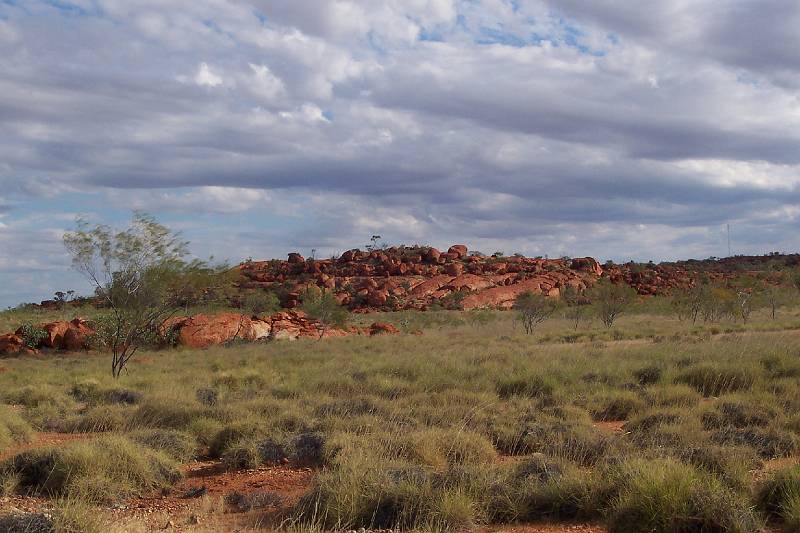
[
  {"left": 675, "top": 364, "right": 757, "bottom": 396},
  {"left": 64, "top": 405, "right": 128, "bottom": 433},
  {"left": 0, "top": 435, "right": 181, "bottom": 503},
  {"left": 607, "top": 458, "right": 762, "bottom": 532},
  {"left": 128, "top": 400, "right": 205, "bottom": 430},
  {"left": 645, "top": 384, "right": 701, "bottom": 408},
  {"left": 209, "top": 422, "right": 261, "bottom": 458}
]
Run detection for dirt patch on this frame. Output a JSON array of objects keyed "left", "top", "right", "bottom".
[
  {"left": 111, "top": 460, "right": 314, "bottom": 531},
  {"left": 592, "top": 421, "right": 626, "bottom": 434},
  {"left": 0, "top": 432, "right": 94, "bottom": 462}
]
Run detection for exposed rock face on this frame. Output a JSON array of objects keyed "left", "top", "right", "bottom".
[
  {"left": 162, "top": 310, "right": 398, "bottom": 348},
  {"left": 0, "top": 333, "right": 33, "bottom": 357},
  {"left": 239, "top": 245, "right": 599, "bottom": 312}
]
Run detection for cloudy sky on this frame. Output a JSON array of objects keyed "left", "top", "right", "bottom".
[{"left": 2, "top": 0, "right": 800, "bottom": 307}]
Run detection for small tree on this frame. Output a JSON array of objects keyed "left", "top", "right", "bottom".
[
  {"left": 514, "top": 291, "right": 558, "bottom": 334},
  {"left": 300, "top": 286, "right": 348, "bottom": 339},
  {"left": 561, "top": 285, "right": 588, "bottom": 329},
  {"left": 64, "top": 212, "right": 224, "bottom": 378},
  {"left": 671, "top": 284, "right": 704, "bottom": 324},
  {"left": 590, "top": 279, "right": 636, "bottom": 328}
]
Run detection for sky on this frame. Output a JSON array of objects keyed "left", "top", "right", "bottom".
[{"left": 1, "top": 0, "right": 800, "bottom": 307}]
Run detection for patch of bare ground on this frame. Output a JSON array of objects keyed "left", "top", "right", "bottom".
[
  {"left": 0, "top": 431, "right": 94, "bottom": 462},
  {"left": 111, "top": 460, "right": 314, "bottom": 531},
  {"left": 592, "top": 420, "right": 626, "bottom": 434},
  {"left": 479, "top": 523, "right": 607, "bottom": 533}
]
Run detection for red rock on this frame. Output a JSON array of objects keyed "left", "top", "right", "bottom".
[
  {"left": 444, "top": 274, "right": 494, "bottom": 292},
  {"left": 369, "top": 322, "right": 400, "bottom": 336},
  {"left": 461, "top": 278, "right": 554, "bottom": 310},
  {"left": 424, "top": 248, "right": 441, "bottom": 263},
  {"left": 0, "top": 333, "right": 34, "bottom": 357},
  {"left": 287, "top": 253, "right": 305, "bottom": 264},
  {"left": 409, "top": 275, "right": 455, "bottom": 298},
  {"left": 448, "top": 245, "right": 468, "bottom": 258},
  {"left": 444, "top": 263, "right": 464, "bottom": 277}
]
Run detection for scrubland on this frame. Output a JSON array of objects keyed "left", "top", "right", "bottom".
[{"left": 2, "top": 305, "right": 800, "bottom": 532}]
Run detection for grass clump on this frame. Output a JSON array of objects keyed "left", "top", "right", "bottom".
[
  {"left": 0, "top": 435, "right": 181, "bottom": 503},
  {"left": 128, "top": 428, "right": 197, "bottom": 462},
  {"left": 0, "top": 405, "right": 33, "bottom": 453},
  {"left": 607, "top": 458, "right": 762, "bottom": 532},
  {"left": 590, "top": 391, "right": 645, "bottom": 421},
  {"left": 757, "top": 465, "right": 800, "bottom": 529},
  {"left": 675, "top": 364, "right": 757, "bottom": 396},
  {"left": 496, "top": 374, "right": 554, "bottom": 401}
]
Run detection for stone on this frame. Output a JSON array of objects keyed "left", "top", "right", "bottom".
[
  {"left": 287, "top": 252, "right": 305, "bottom": 264},
  {"left": 447, "top": 244, "right": 468, "bottom": 258}
]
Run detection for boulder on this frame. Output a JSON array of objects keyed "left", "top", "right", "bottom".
[
  {"left": 448, "top": 245, "right": 468, "bottom": 258},
  {"left": 444, "top": 263, "right": 464, "bottom": 277},
  {"left": 424, "top": 247, "right": 441, "bottom": 263},
  {"left": 0, "top": 334, "right": 33, "bottom": 357},
  {"left": 287, "top": 253, "right": 305, "bottom": 264},
  {"left": 461, "top": 278, "right": 554, "bottom": 310},
  {"left": 570, "top": 257, "right": 603, "bottom": 277}
]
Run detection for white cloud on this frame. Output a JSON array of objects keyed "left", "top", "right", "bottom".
[{"left": 194, "top": 62, "right": 224, "bottom": 87}]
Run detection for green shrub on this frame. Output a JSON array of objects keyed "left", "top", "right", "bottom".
[
  {"left": 128, "top": 400, "right": 205, "bottom": 430},
  {"left": 675, "top": 364, "right": 757, "bottom": 396},
  {"left": 64, "top": 405, "right": 127, "bottom": 433},
  {"left": 17, "top": 323, "right": 47, "bottom": 349},
  {"left": 0, "top": 435, "right": 181, "bottom": 503},
  {"left": 710, "top": 426, "right": 797, "bottom": 459},
  {"left": 209, "top": 421, "right": 261, "bottom": 458}
]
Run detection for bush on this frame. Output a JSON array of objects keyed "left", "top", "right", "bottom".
[
  {"left": 607, "top": 458, "right": 762, "bottom": 532},
  {"left": 514, "top": 291, "right": 558, "bottom": 334},
  {"left": 16, "top": 323, "right": 48, "bottom": 349},
  {"left": 291, "top": 432, "right": 325, "bottom": 466},
  {"left": 64, "top": 405, "right": 127, "bottom": 433},
  {"left": 589, "top": 279, "right": 636, "bottom": 327},
  {"left": 128, "top": 400, "right": 205, "bottom": 430},
  {"left": 0, "top": 435, "right": 181, "bottom": 503},
  {"left": 590, "top": 391, "right": 645, "bottom": 421},
  {"left": 757, "top": 465, "right": 800, "bottom": 528},
  {"left": 209, "top": 422, "right": 261, "bottom": 458},
  {"left": 675, "top": 364, "right": 756, "bottom": 396}
]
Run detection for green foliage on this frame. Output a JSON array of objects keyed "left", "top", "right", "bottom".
[
  {"left": 241, "top": 290, "right": 281, "bottom": 316},
  {"left": 589, "top": 279, "right": 636, "bottom": 327},
  {"left": 0, "top": 406, "right": 34, "bottom": 453},
  {"left": 17, "top": 323, "right": 47, "bottom": 349},
  {"left": 300, "top": 286, "right": 348, "bottom": 337},
  {"left": 63, "top": 212, "right": 228, "bottom": 377},
  {"left": 514, "top": 291, "right": 558, "bottom": 334}
]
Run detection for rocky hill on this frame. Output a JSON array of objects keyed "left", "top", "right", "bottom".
[
  {"left": 238, "top": 246, "right": 799, "bottom": 312},
  {"left": 239, "top": 245, "right": 603, "bottom": 312}
]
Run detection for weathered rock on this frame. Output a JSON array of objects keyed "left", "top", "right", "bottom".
[
  {"left": 0, "top": 334, "right": 33, "bottom": 357},
  {"left": 369, "top": 322, "right": 400, "bottom": 336},
  {"left": 571, "top": 257, "right": 603, "bottom": 277},
  {"left": 424, "top": 247, "right": 441, "bottom": 263},
  {"left": 287, "top": 253, "right": 305, "bottom": 264},
  {"left": 444, "top": 263, "right": 464, "bottom": 277},
  {"left": 448, "top": 245, "right": 468, "bottom": 258}
]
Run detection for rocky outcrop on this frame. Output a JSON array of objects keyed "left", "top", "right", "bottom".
[
  {"left": 163, "top": 311, "right": 400, "bottom": 348},
  {"left": 238, "top": 246, "right": 602, "bottom": 312}
]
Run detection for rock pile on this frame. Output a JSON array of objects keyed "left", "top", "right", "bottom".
[
  {"left": 239, "top": 245, "right": 603, "bottom": 312},
  {"left": 163, "top": 311, "right": 400, "bottom": 349}
]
